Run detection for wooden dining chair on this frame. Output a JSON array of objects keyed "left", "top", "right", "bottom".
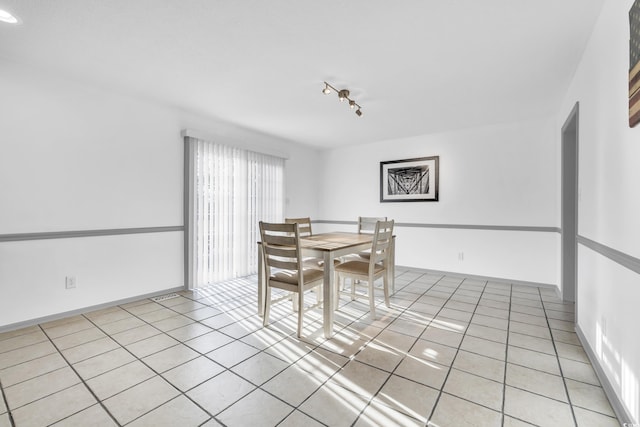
[
  {"left": 285, "top": 217, "right": 313, "bottom": 237},
  {"left": 285, "top": 217, "right": 324, "bottom": 271},
  {"left": 356, "top": 216, "right": 387, "bottom": 261},
  {"left": 358, "top": 216, "right": 387, "bottom": 234},
  {"left": 334, "top": 220, "right": 394, "bottom": 319},
  {"left": 259, "top": 221, "right": 324, "bottom": 338}
]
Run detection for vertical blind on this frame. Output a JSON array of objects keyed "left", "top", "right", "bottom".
[{"left": 186, "top": 137, "right": 284, "bottom": 287}]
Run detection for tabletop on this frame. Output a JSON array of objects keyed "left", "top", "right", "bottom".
[{"left": 299, "top": 232, "right": 374, "bottom": 251}]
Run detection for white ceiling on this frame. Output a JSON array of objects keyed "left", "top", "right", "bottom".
[{"left": 0, "top": 0, "right": 605, "bottom": 149}]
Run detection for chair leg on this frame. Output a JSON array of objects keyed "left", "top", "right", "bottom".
[
  {"left": 292, "top": 291, "right": 299, "bottom": 312},
  {"left": 368, "top": 277, "right": 376, "bottom": 320},
  {"left": 297, "top": 290, "right": 304, "bottom": 338},
  {"left": 351, "top": 277, "right": 356, "bottom": 301},
  {"left": 263, "top": 287, "right": 271, "bottom": 327},
  {"left": 383, "top": 273, "right": 390, "bottom": 308}
]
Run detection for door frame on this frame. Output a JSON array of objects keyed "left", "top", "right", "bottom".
[{"left": 561, "top": 102, "right": 579, "bottom": 316}]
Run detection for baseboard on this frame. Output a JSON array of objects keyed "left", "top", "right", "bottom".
[
  {"left": 396, "top": 265, "right": 559, "bottom": 292},
  {"left": 0, "top": 286, "right": 186, "bottom": 334},
  {"left": 575, "top": 324, "right": 636, "bottom": 426}
]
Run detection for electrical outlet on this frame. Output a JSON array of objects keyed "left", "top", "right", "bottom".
[{"left": 65, "top": 276, "right": 77, "bottom": 289}]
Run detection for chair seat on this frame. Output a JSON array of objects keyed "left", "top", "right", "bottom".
[
  {"left": 335, "top": 260, "right": 385, "bottom": 276},
  {"left": 272, "top": 268, "right": 324, "bottom": 285}
]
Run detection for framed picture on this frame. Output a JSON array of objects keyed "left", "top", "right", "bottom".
[
  {"left": 630, "top": 0, "right": 640, "bottom": 127},
  {"left": 380, "top": 156, "right": 439, "bottom": 202}
]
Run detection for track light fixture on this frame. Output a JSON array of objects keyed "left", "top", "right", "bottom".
[{"left": 322, "top": 81, "right": 363, "bottom": 117}]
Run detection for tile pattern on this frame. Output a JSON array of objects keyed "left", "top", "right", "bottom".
[{"left": 0, "top": 271, "right": 620, "bottom": 426}]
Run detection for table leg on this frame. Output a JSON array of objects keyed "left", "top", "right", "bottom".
[
  {"left": 322, "top": 251, "right": 334, "bottom": 338},
  {"left": 258, "top": 243, "right": 265, "bottom": 317}
]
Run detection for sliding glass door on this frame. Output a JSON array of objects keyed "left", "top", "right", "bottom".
[{"left": 185, "top": 137, "right": 284, "bottom": 288}]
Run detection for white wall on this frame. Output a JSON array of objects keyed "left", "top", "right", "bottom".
[
  {"left": 559, "top": 0, "right": 640, "bottom": 422},
  {"left": 0, "top": 59, "right": 320, "bottom": 328},
  {"left": 316, "top": 119, "right": 560, "bottom": 285}
]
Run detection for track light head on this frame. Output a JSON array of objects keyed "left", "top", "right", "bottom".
[
  {"left": 322, "top": 83, "right": 331, "bottom": 95},
  {"left": 355, "top": 109, "right": 363, "bottom": 117},
  {"left": 349, "top": 100, "right": 356, "bottom": 109},
  {"left": 338, "top": 89, "right": 349, "bottom": 101}
]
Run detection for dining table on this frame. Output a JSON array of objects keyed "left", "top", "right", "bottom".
[{"left": 257, "top": 231, "right": 395, "bottom": 338}]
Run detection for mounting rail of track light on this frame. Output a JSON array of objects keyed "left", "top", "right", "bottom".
[{"left": 322, "top": 82, "right": 363, "bottom": 117}]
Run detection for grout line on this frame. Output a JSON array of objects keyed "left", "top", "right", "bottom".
[
  {"left": 540, "top": 287, "right": 579, "bottom": 427},
  {"left": 97, "top": 308, "right": 225, "bottom": 424},
  {"left": 0, "top": 378, "right": 16, "bottom": 427},
  {"left": 345, "top": 273, "right": 445, "bottom": 425},
  {"left": 37, "top": 324, "right": 122, "bottom": 427},
  {"left": 132, "top": 280, "right": 326, "bottom": 424},
  {"left": 275, "top": 271, "right": 444, "bottom": 426},
  {"left": 143, "top": 292, "right": 281, "bottom": 419},
  {"left": 501, "top": 280, "right": 513, "bottom": 426},
  {"left": 62, "top": 298, "right": 247, "bottom": 425},
  {"left": 279, "top": 276, "right": 422, "bottom": 424},
  {"left": 424, "top": 276, "right": 490, "bottom": 423}
]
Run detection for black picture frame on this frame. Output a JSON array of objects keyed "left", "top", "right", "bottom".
[{"left": 380, "top": 156, "right": 439, "bottom": 202}]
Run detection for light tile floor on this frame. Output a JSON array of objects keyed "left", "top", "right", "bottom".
[{"left": 0, "top": 269, "right": 620, "bottom": 426}]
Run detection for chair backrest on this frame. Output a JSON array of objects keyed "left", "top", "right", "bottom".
[
  {"left": 358, "top": 216, "right": 387, "bottom": 234},
  {"left": 369, "top": 220, "right": 394, "bottom": 268},
  {"left": 259, "top": 221, "right": 302, "bottom": 282},
  {"left": 285, "top": 217, "right": 313, "bottom": 237}
]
